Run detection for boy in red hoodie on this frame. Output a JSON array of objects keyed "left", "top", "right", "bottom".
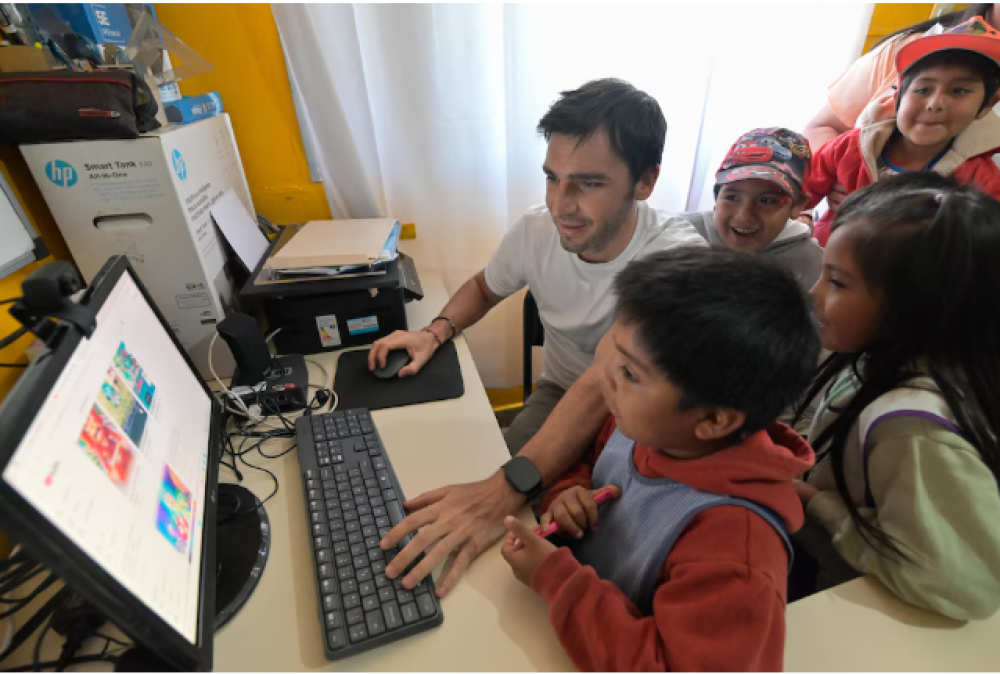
[
  {"left": 807, "top": 16, "right": 1000, "bottom": 246},
  {"left": 500, "top": 247, "right": 820, "bottom": 671}
]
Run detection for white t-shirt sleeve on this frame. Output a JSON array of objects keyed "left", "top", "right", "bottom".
[
  {"left": 484, "top": 215, "right": 531, "bottom": 298},
  {"left": 640, "top": 215, "right": 707, "bottom": 257}
]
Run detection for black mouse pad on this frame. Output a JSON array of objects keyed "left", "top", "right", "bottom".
[{"left": 332, "top": 341, "right": 464, "bottom": 411}]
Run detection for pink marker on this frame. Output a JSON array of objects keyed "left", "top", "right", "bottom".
[{"left": 512, "top": 487, "right": 616, "bottom": 551}]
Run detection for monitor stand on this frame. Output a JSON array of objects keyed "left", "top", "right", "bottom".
[
  {"left": 213, "top": 483, "right": 271, "bottom": 630},
  {"left": 115, "top": 485, "right": 270, "bottom": 671}
]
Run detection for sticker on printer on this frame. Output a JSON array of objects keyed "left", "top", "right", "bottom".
[
  {"left": 347, "top": 316, "right": 379, "bottom": 336},
  {"left": 316, "top": 315, "right": 342, "bottom": 348}
]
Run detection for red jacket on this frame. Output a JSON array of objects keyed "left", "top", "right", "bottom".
[
  {"left": 531, "top": 416, "right": 815, "bottom": 672},
  {"left": 805, "top": 93, "right": 1000, "bottom": 246}
]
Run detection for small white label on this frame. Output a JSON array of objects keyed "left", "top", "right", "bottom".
[
  {"left": 175, "top": 292, "right": 211, "bottom": 309},
  {"left": 316, "top": 315, "right": 342, "bottom": 348},
  {"left": 347, "top": 315, "right": 379, "bottom": 336}
]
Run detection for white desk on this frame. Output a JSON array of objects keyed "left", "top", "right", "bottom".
[
  {"left": 213, "top": 274, "right": 573, "bottom": 672},
  {"left": 785, "top": 573, "right": 1000, "bottom": 671}
]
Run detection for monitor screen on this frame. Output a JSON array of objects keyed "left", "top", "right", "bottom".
[{"left": 2, "top": 269, "right": 213, "bottom": 644}]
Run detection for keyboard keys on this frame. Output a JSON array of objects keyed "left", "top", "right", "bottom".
[
  {"left": 383, "top": 602, "right": 402, "bottom": 631},
  {"left": 416, "top": 593, "right": 437, "bottom": 618},
  {"left": 349, "top": 623, "right": 368, "bottom": 643},
  {"left": 400, "top": 602, "right": 419, "bottom": 625},
  {"left": 386, "top": 501, "right": 405, "bottom": 527},
  {"left": 304, "top": 410, "right": 443, "bottom": 658},
  {"left": 366, "top": 610, "right": 386, "bottom": 637},
  {"left": 328, "top": 629, "right": 346, "bottom": 651}
]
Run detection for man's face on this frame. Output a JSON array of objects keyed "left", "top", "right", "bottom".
[
  {"left": 543, "top": 130, "right": 656, "bottom": 262},
  {"left": 714, "top": 180, "right": 803, "bottom": 253}
]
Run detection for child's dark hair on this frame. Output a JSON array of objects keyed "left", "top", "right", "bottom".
[
  {"left": 793, "top": 172, "right": 1000, "bottom": 559},
  {"left": 614, "top": 247, "right": 820, "bottom": 434},
  {"left": 899, "top": 50, "right": 1000, "bottom": 112},
  {"left": 538, "top": 78, "right": 666, "bottom": 185}
]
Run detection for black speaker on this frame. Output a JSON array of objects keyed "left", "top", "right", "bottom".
[{"left": 216, "top": 313, "right": 271, "bottom": 386}]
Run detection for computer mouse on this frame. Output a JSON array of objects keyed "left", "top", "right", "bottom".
[{"left": 373, "top": 349, "right": 412, "bottom": 380}]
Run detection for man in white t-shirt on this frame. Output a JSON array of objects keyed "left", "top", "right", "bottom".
[{"left": 369, "top": 78, "right": 704, "bottom": 455}]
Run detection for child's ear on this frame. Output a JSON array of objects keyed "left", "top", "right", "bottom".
[
  {"left": 693, "top": 407, "right": 746, "bottom": 441},
  {"left": 789, "top": 194, "right": 811, "bottom": 218},
  {"left": 978, "top": 92, "right": 1000, "bottom": 119}
]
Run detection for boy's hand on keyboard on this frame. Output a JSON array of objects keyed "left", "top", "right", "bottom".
[
  {"left": 380, "top": 471, "right": 525, "bottom": 598},
  {"left": 500, "top": 516, "right": 558, "bottom": 587},
  {"left": 540, "top": 485, "right": 620, "bottom": 538}
]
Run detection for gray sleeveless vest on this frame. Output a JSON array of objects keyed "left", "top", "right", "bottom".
[{"left": 570, "top": 429, "right": 792, "bottom": 613}]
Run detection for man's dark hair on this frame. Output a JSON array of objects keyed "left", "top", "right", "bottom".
[
  {"left": 613, "top": 248, "right": 820, "bottom": 434},
  {"left": 537, "top": 78, "right": 666, "bottom": 184},
  {"left": 899, "top": 50, "right": 1000, "bottom": 113}
]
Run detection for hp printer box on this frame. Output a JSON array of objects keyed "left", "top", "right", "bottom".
[{"left": 20, "top": 114, "right": 250, "bottom": 377}]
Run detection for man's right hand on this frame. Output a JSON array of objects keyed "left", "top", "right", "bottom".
[
  {"left": 379, "top": 471, "right": 526, "bottom": 598},
  {"left": 367, "top": 329, "right": 439, "bottom": 377}
]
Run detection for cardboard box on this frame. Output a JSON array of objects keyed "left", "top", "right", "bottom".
[
  {"left": 0, "top": 45, "right": 51, "bottom": 73},
  {"left": 20, "top": 114, "right": 251, "bottom": 378},
  {"left": 43, "top": 3, "right": 133, "bottom": 46}
]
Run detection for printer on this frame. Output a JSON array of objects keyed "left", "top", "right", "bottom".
[{"left": 238, "top": 226, "right": 423, "bottom": 356}]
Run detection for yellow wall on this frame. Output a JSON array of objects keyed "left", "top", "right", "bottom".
[
  {"left": 863, "top": 3, "right": 972, "bottom": 53},
  {"left": 155, "top": 3, "right": 331, "bottom": 225}
]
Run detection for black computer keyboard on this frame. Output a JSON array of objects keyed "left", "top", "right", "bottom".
[{"left": 295, "top": 408, "right": 443, "bottom": 660}]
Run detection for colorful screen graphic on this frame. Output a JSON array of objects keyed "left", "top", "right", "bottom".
[
  {"left": 96, "top": 367, "right": 148, "bottom": 446},
  {"left": 77, "top": 405, "right": 135, "bottom": 490},
  {"left": 113, "top": 342, "right": 156, "bottom": 408},
  {"left": 156, "top": 465, "right": 193, "bottom": 554}
]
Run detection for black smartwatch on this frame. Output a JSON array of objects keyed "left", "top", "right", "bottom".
[{"left": 502, "top": 456, "right": 543, "bottom": 500}]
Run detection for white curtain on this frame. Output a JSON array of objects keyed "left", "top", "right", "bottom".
[{"left": 272, "top": 3, "right": 873, "bottom": 389}]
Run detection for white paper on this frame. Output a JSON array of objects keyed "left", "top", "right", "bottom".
[{"left": 210, "top": 190, "right": 269, "bottom": 272}]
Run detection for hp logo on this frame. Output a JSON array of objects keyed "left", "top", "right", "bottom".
[
  {"left": 45, "top": 160, "right": 78, "bottom": 188},
  {"left": 172, "top": 149, "right": 187, "bottom": 180}
]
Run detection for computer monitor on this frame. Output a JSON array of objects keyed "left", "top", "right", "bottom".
[{"left": 0, "top": 256, "right": 221, "bottom": 671}]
